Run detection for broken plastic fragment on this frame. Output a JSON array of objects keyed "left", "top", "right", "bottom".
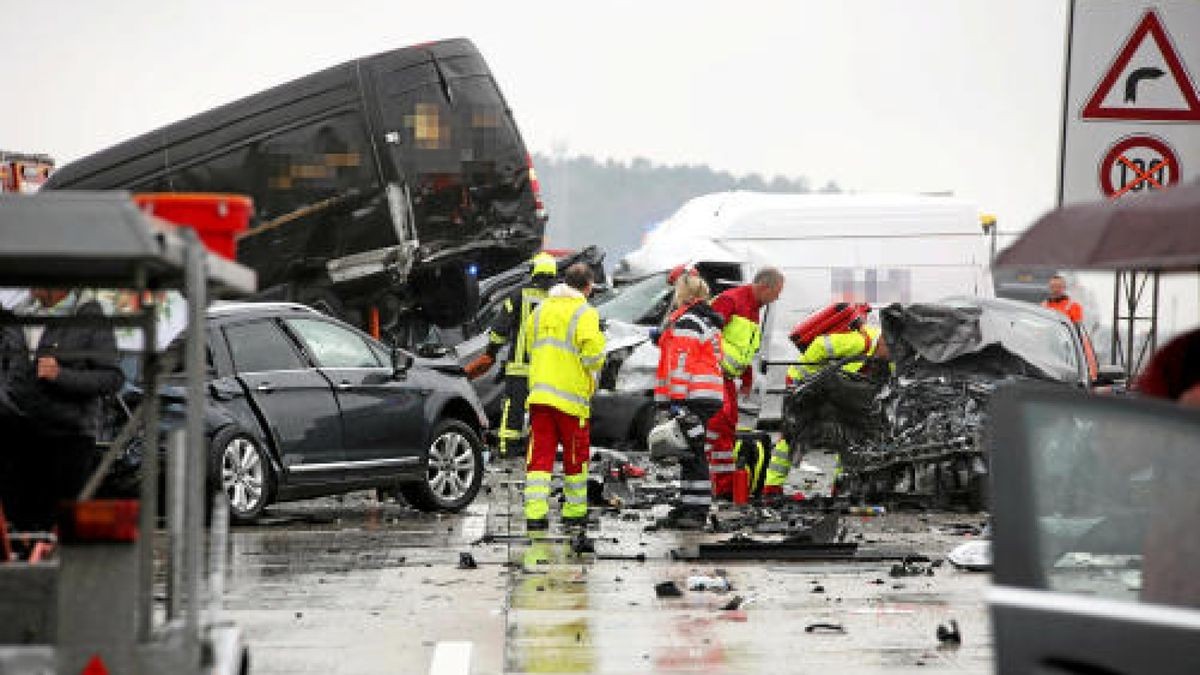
[
  {"left": 804, "top": 623, "right": 846, "bottom": 634},
  {"left": 936, "top": 619, "right": 962, "bottom": 646},
  {"left": 655, "top": 580, "right": 684, "bottom": 598},
  {"left": 947, "top": 540, "right": 991, "bottom": 571},
  {"left": 687, "top": 575, "right": 730, "bottom": 592},
  {"left": 720, "top": 595, "right": 744, "bottom": 610}
]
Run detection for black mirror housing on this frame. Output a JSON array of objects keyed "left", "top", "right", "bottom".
[
  {"left": 391, "top": 347, "right": 414, "bottom": 378},
  {"left": 1093, "top": 364, "right": 1126, "bottom": 387}
]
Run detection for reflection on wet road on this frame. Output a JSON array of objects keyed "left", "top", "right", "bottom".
[{"left": 220, "top": 468, "right": 993, "bottom": 674}]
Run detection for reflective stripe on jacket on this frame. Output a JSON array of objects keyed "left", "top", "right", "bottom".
[
  {"left": 654, "top": 301, "right": 725, "bottom": 405},
  {"left": 489, "top": 284, "right": 550, "bottom": 376},
  {"left": 522, "top": 286, "right": 606, "bottom": 418},
  {"left": 720, "top": 315, "right": 761, "bottom": 377},
  {"left": 711, "top": 285, "right": 763, "bottom": 378},
  {"left": 787, "top": 325, "right": 880, "bottom": 382}
]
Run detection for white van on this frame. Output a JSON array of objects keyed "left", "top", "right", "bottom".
[{"left": 614, "top": 190, "right": 995, "bottom": 423}]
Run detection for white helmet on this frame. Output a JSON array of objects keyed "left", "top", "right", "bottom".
[{"left": 647, "top": 416, "right": 689, "bottom": 462}]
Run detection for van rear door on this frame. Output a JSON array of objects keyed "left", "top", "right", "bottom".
[{"left": 366, "top": 41, "right": 541, "bottom": 274}]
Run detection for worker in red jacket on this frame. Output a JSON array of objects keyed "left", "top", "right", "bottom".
[{"left": 705, "top": 267, "right": 785, "bottom": 498}]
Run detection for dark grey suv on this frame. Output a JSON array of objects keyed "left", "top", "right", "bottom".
[{"left": 190, "top": 302, "right": 487, "bottom": 520}]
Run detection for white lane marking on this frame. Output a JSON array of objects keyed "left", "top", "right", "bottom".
[{"left": 429, "top": 641, "right": 473, "bottom": 675}]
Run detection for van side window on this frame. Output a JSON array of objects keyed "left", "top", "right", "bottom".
[
  {"left": 395, "top": 86, "right": 464, "bottom": 232},
  {"left": 156, "top": 112, "right": 378, "bottom": 224},
  {"left": 378, "top": 72, "right": 527, "bottom": 237}
]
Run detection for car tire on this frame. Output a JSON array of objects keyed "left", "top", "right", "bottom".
[
  {"left": 210, "top": 428, "right": 275, "bottom": 522},
  {"left": 400, "top": 419, "right": 484, "bottom": 512}
]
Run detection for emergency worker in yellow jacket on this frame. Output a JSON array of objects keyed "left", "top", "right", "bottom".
[
  {"left": 465, "top": 252, "right": 557, "bottom": 456},
  {"left": 765, "top": 306, "right": 886, "bottom": 496},
  {"left": 519, "top": 263, "right": 605, "bottom": 530}
]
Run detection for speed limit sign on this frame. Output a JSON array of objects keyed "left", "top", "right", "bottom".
[{"left": 1098, "top": 134, "right": 1182, "bottom": 198}]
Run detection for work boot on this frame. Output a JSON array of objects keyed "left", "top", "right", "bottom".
[
  {"left": 562, "top": 515, "right": 588, "bottom": 530},
  {"left": 526, "top": 518, "right": 548, "bottom": 531},
  {"left": 659, "top": 507, "right": 707, "bottom": 531}
]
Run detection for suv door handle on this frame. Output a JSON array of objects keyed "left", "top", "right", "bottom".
[
  {"left": 336, "top": 381, "right": 353, "bottom": 390},
  {"left": 254, "top": 383, "right": 274, "bottom": 394}
]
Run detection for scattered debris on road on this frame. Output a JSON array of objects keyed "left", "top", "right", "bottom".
[
  {"left": 655, "top": 580, "right": 684, "bottom": 598},
  {"left": 937, "top": 619, "right": 963, "bottom": 646},
  {"left": 805, "top": 623, "right": 847, "bottom": 634}
]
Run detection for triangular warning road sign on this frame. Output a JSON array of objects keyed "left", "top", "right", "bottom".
[{"left": 1082, "top": 9, "right": 1200, "bottom": 122}]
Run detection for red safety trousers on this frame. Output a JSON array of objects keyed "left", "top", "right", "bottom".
[
  {"left": 705, "top": 377, "right": 740, "bottom": 497},
  {"left": 526, "top": 404, "right": 590, "bottom": 520},
  {"left": 527, "top": 403, "right": 590, "bottom": 473}
]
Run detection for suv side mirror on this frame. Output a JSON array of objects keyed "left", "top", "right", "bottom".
[
  {"left": 391, "top": 347, "right": 414, "bottom": 379},
  {"left": 1093, "top": 364, "right": 1126, "bottom": 387},
  {"left": 416, "top": 342, "right": 451, "bottom": 359}
]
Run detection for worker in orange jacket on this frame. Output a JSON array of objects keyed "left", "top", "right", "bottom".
[
  {"left": 652, "top": 269, "right": 726, "bottom": 528},
  {"left": 1043, "top": 274, "right": 1083, "bottom": 324}
]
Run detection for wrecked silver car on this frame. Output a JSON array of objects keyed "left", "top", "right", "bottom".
[{"left": 798, "top": 297, "right": 1120, "bottom": 510}]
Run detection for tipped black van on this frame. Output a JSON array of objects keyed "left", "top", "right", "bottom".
[{"left": 46, "top": 38, "right": 545, "bottom": 336}]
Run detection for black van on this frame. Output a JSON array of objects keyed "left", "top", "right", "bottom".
[{"left": 45, "top": 38, "right": 545, "bottom": 337}]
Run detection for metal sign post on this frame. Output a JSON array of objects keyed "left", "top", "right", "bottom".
[{"left": 1059, "top": 1, "right": 1200, "bottom": 376}]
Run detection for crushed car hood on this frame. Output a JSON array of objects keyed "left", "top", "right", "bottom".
[
  {"left": 604, "top": 319, "right": 651, "bottom": 353},
  {"left": 882, "top": 301, "right": 1079, "bottom": 383}
]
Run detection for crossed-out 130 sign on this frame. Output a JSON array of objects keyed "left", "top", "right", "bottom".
[
  {"left": 1099, "top": 134, "right": 1181, "bottom": 198},
  {"left": 1060, "top": 2, "right": 1200, "bottom": 205}
]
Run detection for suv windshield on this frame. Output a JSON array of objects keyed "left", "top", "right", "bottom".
[
  {"left": 1020, "top": 395, "right": 1200, "bottom": 609},
  {"left": 597, "top": 272, "right": 670, "bottom": 325}
]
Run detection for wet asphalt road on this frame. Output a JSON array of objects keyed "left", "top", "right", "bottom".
[{"left": 218, "top": 457, "right": 994, "bottom": 674}]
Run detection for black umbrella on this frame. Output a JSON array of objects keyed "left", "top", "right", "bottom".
[{"left": 996, "top": 179, "right": 1200, "bottom": 272}]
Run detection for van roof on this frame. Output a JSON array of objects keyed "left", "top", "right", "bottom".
[
  {"left": 45, "top": 38, "right": 480, "bottom": 190},
  {"left": 656, "top": 191, "right": 981, "bottom": 240}
]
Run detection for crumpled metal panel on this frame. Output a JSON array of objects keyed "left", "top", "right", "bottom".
[{"left": 882, "top": 302, "right": 1074, "bottom": 383}]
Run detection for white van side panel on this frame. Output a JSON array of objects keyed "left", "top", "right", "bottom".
[{"left": 618, "top": 191, "right": 996, "bottom": 423}]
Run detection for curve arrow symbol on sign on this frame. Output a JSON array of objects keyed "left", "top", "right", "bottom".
[{"left": 1124, "top": 67, "right": 1164, "bottom": 103}]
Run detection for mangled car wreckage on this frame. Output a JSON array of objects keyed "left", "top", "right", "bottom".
[{"left": 783, "top": 297, "right": 1113, "bottom": 509}]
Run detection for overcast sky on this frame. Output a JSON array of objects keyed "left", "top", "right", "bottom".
[
  {"left": 6, "top": 0, "right": 1195, "bottom": 336},
  {"left": 4, "top": 0, "right": 1069, "bottom": 231}
]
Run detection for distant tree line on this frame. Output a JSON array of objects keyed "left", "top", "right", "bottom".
[{"left": 532, "top": 153, "right": 840, "bottom": 267}]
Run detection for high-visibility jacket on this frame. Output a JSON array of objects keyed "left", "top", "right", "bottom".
[
  {"left": 1043, "top": 296, "right": 1082, "bottom": 324},
  {"left": 711, "top": 285, "right": 764, "bottom": 379},
  {"left": 764, "top": 438, "right": 793, "bottom": 491},
  {"left": 787, "top": 326, "right": 881, "bottom": 383},
  {"left": 654, "top": 301, "right": 725, "bottom": 406},
  {"left": 487, "top": 278, "right": 552, "bottom": 376},
  {"left": 522, "top": 285, "right": 606, "bottom": 419}
]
